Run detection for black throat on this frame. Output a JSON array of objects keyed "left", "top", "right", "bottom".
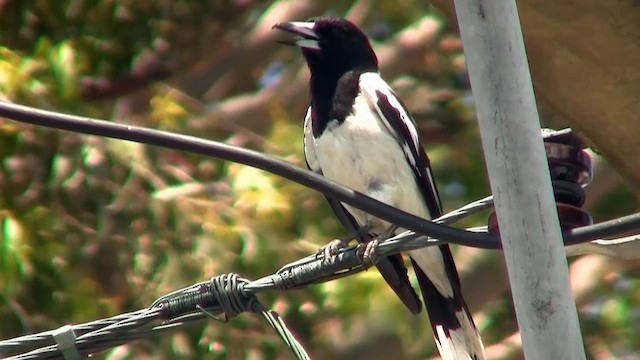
[{"left": 309, "top": 69, "right": 362, "bottom": 137}]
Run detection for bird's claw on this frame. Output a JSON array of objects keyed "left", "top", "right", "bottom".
[
  {"left": 356, "top": 238, "right": 380, "bottom": 269},
  {"left": 317, "top": 224, "right": 373, "bottom": 261},
  {"left": 317, "top": 238, "right": 349, "bottom": 261},
  {"left": 380, "top": 225, "right": 399, "bottom": 240}
]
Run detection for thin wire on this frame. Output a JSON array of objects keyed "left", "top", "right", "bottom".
[
  {"left": 2, "top": 198, "right": 494, "bottom": 358},
  {"left": 2, "top": 193, "right": 640, "bottom": 359}
]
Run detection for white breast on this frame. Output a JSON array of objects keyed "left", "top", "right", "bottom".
[
  {"left": 303, "top": 75, "right": 455, "bottom": 298},
  {"left": 309, "top": 93, "right": 430, "bottom": 232}
]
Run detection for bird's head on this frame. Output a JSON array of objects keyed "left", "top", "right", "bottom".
[{"left": 273, "top": 18, "right": 378, "bottom": 75}]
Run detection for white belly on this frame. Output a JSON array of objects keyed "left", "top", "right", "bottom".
[
  {"left": 305, "top": 99, "right": 454, "bottom": 298},
  {"left": 313, "top": 113, "right": 430, "bottom": 234}
]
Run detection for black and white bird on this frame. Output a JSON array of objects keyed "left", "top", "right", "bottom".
[{"left": 274, "top": 18, "right": 485, "bottom": 359}]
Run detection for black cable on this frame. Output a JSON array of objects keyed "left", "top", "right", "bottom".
[
  {"left": 0, "top": 101, "right": 489, "bottom": 246},
  {"left": 0, "top": 101, "right": 638, "bottom": 249},
  {"left": 567, "top": 212, "right": 640, "bottom": 245}
]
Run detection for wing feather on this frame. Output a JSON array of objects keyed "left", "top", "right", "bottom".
[
  {"left": 358, "top": 72, "right": 442, "bottom": 218},
  {"left": 358, "top": 73, "right": 484, "bottom": 359}
]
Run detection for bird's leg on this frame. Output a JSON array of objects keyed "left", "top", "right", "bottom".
[
  {"left": 318, "top": 224, "right": 372, "bottom": 260},
  {"left": 379, "top": 224, "right": 399, "bottom": 240},
  {"left": 356, "top": 225, "right": 399, "bottom": 268}
]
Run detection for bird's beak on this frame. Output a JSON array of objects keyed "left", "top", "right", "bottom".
[{"left": 272, "top": 21, "right": 320, "bottom": 50}]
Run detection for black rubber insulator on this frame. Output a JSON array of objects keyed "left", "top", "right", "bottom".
[{"left": 552, "top": 180, "right": 585, "bottom": 207}]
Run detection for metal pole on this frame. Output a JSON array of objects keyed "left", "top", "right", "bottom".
[{"left": 452, "top": 1, "right": 586, "bottom": 359}]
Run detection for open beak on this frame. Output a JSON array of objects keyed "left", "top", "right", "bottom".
[{"left": 272, "top": 21, "right": 320, "bottom": 50}]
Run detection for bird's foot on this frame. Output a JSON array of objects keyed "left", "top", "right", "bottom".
[
  {"left": 355, "top": 225, "right": 398, "bottom": 268},
  {"left": 318, "top": 238, "right": 349, "bottom": 261},
  {"left": 379, "top": 225, "right": 399, "bottom": 240},
  {"left": 317, "top": 224, "right": 372, "bottom": 261},
  {"left": 355, "top": 238, "right": 380, "bottom": 269}
]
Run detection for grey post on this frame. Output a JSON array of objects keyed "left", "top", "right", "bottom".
[{"left": 452, "top": 1, "right": 586, "bottom": 359}]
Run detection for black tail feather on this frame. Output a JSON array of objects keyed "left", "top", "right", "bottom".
[
  {"left": 411, "top": 248, "right": 484, "bottom": 360},
  {"left": 376, "top": 254, "right": 422, "bottom": 314}
]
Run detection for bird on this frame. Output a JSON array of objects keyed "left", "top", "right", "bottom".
[{"left": 273, "top": 18, "right": 485, "bottom": 359}]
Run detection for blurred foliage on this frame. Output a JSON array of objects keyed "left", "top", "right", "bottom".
[
  {"left": 591, "top": 186, "right": 640, "bottom": 221},
  {"left": 0, "top": 1, "right": 638, "bottom": 359}
]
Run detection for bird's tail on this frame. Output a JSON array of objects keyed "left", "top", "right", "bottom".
[
  {"left": 376, "top": 254, "right": 423, "bottom": 314},
  {"left": 411, "top": 249, "right": 485, "bottom": 360}
]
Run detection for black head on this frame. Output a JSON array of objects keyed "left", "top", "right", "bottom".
[{"left": 273, "top": 18, "right": 378, "bottom": 75}]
